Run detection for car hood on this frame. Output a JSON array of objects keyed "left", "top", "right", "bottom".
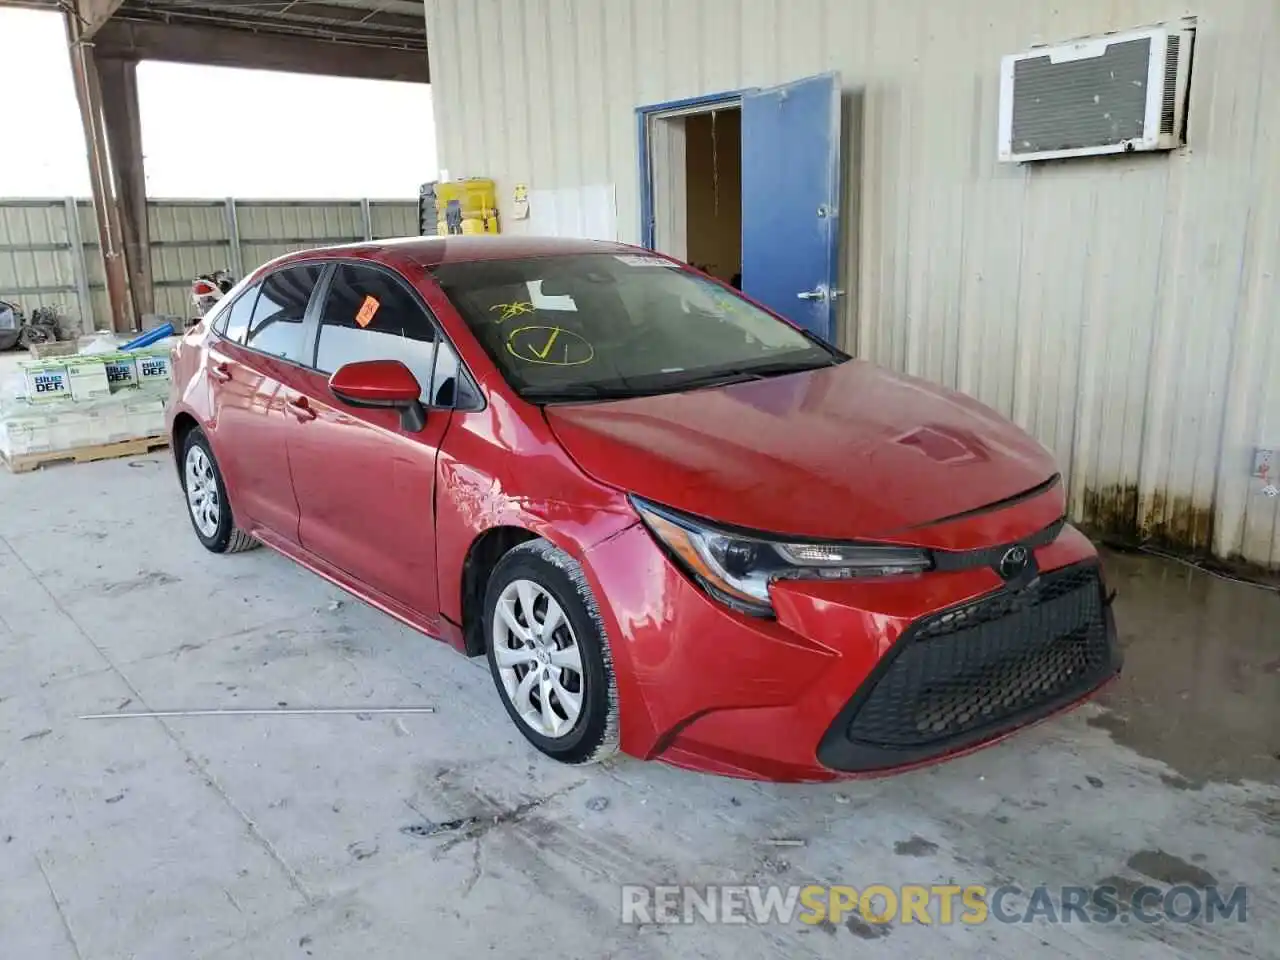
[{"left": 543, "top": 360, "right": 1060, "bottom": 542}]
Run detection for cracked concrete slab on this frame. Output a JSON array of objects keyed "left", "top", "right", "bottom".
[{"left": 0, "top": 455, "right": 1276, "bottom": 960}]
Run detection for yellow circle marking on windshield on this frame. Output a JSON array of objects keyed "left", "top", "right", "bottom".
[
  {"left": 489, "top": 301, "right": 536, "bottom": 323},
  {"left": 506, "top": 325, "right": 594, "bottom": 366}
]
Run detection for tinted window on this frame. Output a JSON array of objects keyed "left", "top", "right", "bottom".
[
  {"left": 219, "top": 283, "right": 259, "bottom": 344},
  {"left": 245, "top": 265, "right": 322, "bottom": 362},
  {"left": 427, "top": 337, "right": 480, "bottom": 408},
  {"left": 432, "top": 254, "right": 839, "bottom": 403},
  {"left": 315, "top": 264, "right": 441, "bottom": 403}
]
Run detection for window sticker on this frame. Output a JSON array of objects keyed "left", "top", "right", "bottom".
[
  {"left": 614, "top": 254, "right": 676, "bottom": 268},
  {"left": 505, "top": 325, "right": 594, "bottom": 366},
  {"left": 355, "top": 295, "right": 380, "bottom": 328},
  {"left": 527, "top": 280, "right": 577, "bottom": 312}
]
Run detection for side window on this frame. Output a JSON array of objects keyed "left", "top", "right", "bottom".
[
  {"left": 315, "top": 264, "right": 440, "bottom": 403},
  {"left": 427, "top": 337, "right": 479, "bottom": 409},
  {"left": 218, "top": 283, "right": 259, "bottom": 343},
  {"left": 244, "top": 265, "right": 322, "bottom": 362}
]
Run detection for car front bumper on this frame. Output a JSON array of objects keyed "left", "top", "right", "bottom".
[{"left": 582, "top": 520, "right": 1121, "bottom": 782}]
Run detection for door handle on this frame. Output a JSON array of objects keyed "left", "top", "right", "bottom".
[
  {"left": 210, "top": 362, "right": 232, "bottom": 383},
  {"left": 286, "top": 396, "right": 316, "bottom": 422},
  {"left": 797, "top": 285, "right": 829, "bottom": 302}
]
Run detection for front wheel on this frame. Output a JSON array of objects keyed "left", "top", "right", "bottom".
[
  {"left": 180, "top": 428, "right": 259, "bottom": 554},
  {"left": 484, "top": 540, "right": 619, "bottom": 764}
]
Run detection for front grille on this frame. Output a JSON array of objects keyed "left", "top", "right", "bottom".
[{"left": 819, "top": 563, "right": 1118, "bottom": 770}]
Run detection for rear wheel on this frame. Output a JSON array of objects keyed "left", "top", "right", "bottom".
[
  {"left": 484, "top": 540, "right": 618, "bottom": 764},
  {"left": 180, "top": 428, "right": 259, "bottom": 554}
]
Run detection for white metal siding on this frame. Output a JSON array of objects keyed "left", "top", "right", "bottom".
[
  {"left": 425, "top": 0, "right": 1280, "bottom": 569},
  {"left": 0, "top": 198, "right": 418, "bottom": 334}
]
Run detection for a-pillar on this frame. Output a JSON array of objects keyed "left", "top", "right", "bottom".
[{"left": 97, "top": 57, "right": 153, "bottom": 321}]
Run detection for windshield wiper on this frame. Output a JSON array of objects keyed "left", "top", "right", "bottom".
[
  {"left": 674, "top": 356, "right": 840, "bottom": 391},
  {"left": 520, "top": 383, "right": 649, "bottom": 402},
  {"left": 519, "top": 356, "right": 841, "bottom": 403},
  {"left": 737, "top": 356, "right": 841, "bottom": 376}
]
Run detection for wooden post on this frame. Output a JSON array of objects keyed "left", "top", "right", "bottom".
[{"left": 64, "top": 8, "right": 133, "bottom": 332}]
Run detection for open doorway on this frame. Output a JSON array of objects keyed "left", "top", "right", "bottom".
[
  {"left": 645, "top": 101, "right": 742, "bottom": 288},
  {"left": 640, "top": 76, "right": 844, "bottom": 343}
]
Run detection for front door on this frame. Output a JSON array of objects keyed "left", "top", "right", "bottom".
[
  {"left": 740, "top": 72, "right": 843, "bottom": 342},
  {"left": 284, "top": 262, "right": 453, "bottom": 615}
]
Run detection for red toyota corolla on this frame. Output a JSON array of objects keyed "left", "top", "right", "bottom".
[{"left": 166, "top": 236, "right": 1120, "bottom": 782}]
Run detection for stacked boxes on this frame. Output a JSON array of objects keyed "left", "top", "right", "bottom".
[
  {"left": 16, "top": 345, "right": 172, "bottom": 403},
  {"left": 1, "top": 341, "right": 176, "bottom": 463},
  {"left": 0, "top": 394, "right": 167, "bottom": 458}
]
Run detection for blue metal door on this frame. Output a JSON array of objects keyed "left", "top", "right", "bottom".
[{"left": 740, "top": 73, "right": 842, "bottom": 342}]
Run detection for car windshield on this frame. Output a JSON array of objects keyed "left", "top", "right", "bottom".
[{"left": 431, "top": 253, "right": 842, "bottom": 402}]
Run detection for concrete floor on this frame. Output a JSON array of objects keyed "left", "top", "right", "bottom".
[{"left": 0, "top": 454, "right": 1276, "bottom": 960}]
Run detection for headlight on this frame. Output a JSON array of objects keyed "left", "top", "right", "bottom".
[{"left": 632, "top": 497, "right": 932, "bottom": 616}]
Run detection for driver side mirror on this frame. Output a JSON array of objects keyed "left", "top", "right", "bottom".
[{"left": 328, "top": 359, "right": 426, "bottom": 432}]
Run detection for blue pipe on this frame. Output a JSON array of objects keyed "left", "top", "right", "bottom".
[{"left": 121, "top": 322, "right": 174, "bottom": 351}]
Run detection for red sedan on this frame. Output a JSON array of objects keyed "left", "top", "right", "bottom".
[{"left": 166, "top": 236, "right": 1120, "bottom": 782}]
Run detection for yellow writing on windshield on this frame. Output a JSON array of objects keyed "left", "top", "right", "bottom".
[
  {"left": 489, "top": 301, "right": 536, "bottom": 323},
  {"left": 506, "top": 325, "right": 594, "bottom": 366}
]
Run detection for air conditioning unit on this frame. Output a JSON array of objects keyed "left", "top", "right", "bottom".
[{"left": 998, "top": 19, "right": 1196, "bottom": 163}]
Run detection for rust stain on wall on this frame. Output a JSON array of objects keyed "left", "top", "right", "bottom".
[
  {"left": 1078, "top": 485, "right": 1215, "bottom": 557},
  {"left": 1080, "top": 484, "right": 1141, "bottom": 541},
  {"left": 1140, "top": 491, "right": 1215, "bottom": 554}
]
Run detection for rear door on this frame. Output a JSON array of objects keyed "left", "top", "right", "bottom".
[
  {"left": 206, "top": 263, "right": 324, "bottom": 541},
  {"left": 284, "top": 262, "right": 462, "bottom": 614},
  {"left": 740, "top": 72, "right": 843, "bottom": 343}
]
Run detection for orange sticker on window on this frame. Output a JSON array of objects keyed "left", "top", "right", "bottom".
[{"left": 355, "top": 295, "right": 380, "bottom": 328}]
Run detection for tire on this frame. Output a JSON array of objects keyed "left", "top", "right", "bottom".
[
  {"left": 484, "top": 539, "right": 619, "bottom": 765},
  {"left": 180, "top": 428, "right": 260, "bottom": 554}
]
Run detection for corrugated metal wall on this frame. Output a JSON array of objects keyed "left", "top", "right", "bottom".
[
  {"left": 0, "top": 198, "right": 418, "bottom": 330},
  {"left": 425, "top": 0, "right": 1280, "bottom": 569}
]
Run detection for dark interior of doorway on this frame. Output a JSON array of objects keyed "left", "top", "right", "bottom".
[{"left": 684, "top": 108, "right": 742, "bottom": 288}]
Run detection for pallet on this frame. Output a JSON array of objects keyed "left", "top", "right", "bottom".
[{"left": 2, "top": 434, "right": 169, "bottom": 474}]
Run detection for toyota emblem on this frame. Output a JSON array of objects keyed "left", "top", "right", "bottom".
[{"left": 998, "top": 545, "right": 1030, "bottom": 580}]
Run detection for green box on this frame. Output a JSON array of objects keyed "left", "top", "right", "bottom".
[
  {"left": 65, "top": 356, "right": 112, "bottom": 402},
  {"left": 135, "top": 347, "right": 172, "bottom": 389},
  {"left": 20, "top": 359, "right": 71, "bottom": 403},
  {"left": 102, "top": 352, "right": 139, "bottom": 392}
]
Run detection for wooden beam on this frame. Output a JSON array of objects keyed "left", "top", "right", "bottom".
[
  {"left": 65, "top": 9, "right": 134, "bottom": 332},
  {"left": 94, "top": 19, "right": 429, "bottom": 83},
  {"left": 97, "top": 57, "right": 153, "bottom": 318}
]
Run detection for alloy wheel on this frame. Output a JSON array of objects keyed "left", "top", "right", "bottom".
[
  {"left": 492, "top": 578, "right": 585, "bottom": 739},
  {"left": 184, "top": 445, "right": 221, "bottom": 538}
]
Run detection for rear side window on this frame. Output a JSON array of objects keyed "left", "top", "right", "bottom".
[
  {"left": 217, "top": 283, "right": 260, "bottom": 344},
  {"left": 314, "top": 264, "right": 443, "bottom": 403},
  {"left": 245, "top": 265, "right": 323, "bottom": 362}
]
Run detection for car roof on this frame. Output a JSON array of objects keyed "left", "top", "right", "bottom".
[{"left": 273, "top": 235, "right": 643, "bottom": 271}]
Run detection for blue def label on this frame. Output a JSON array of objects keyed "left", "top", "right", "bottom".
[
  {"left": 33, "top": 371, "right": 68, "bottom": 394},
  {"left": 139, "top": 358, "right": 167, "bottom": 378},
  {"left": 105, "top": 363, "right": 134, "bottom": 383}
]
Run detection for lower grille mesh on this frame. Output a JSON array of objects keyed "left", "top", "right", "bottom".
[{"left": 844, "top": 565, "right": 1111, "bottom": 749}]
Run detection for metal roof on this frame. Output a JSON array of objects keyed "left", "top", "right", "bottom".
[
  {"left": 110, "top": 0, "right": 426, "bottom": 51},
  {"left": 8, "top": 1, "right": 426, "bottom": 51}
]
